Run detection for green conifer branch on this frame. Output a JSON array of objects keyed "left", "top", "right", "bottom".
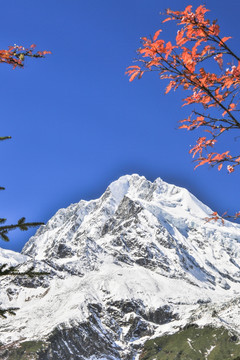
[{"left": 0, "top": 307, "right": 19, "bottom": 318}]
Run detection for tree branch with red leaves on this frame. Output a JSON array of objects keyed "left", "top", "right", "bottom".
[
  {"left": 126, "top": 4, "right": 240, "bottom": 222},
  {"left": 0, "top": 44, "right": 51, "bottom": 69},
  {"left": 0, "top": 43, "right": 50, "bottom": 318},
  {"left": 0, "top": 44, "right": 51, "bottom": 242}
]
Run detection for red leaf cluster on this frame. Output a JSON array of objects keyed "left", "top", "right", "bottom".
[{"left": 0, "top": 44, "right": 51, "bottom": 69}]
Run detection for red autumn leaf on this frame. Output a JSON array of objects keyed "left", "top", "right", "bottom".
[
  {"left": 176, "top": 29, "right": 185, "bottom": 46},
  {"left": 162, "top": 17, "right": 173, "bottom": 23},
  {"left": 153, "top": 29, "right": 162, "bottom": 41},
  {"left": 214, "top": 53, "right": 223, "bottom": 69},
  {"left": 209, "top": 24, "right": 220, "bottom": 36},
  {"left": 165, "top": 81, "right": 175, "bottom": 94},
  {"left": 184, "top": 5, "right": 192, "bottom": 13},
  {"left": 129, "top": 70, "right": 140, "bottom": 82},
  {"left": 195, "top": 4, "right": 209, "bottom": 16},
  {"left": 229, "top": 103, "right": 236, "bottom": 110},
  {"left": 126, "top": 65, "right": 141, "bottom": 70},
  {"left": 220, "top": 36, "right": 232, "bottom": 45}
]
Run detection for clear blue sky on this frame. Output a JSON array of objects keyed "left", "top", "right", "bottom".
[{"left": 1, "top": 0, "right": 239, "bottom": 252}]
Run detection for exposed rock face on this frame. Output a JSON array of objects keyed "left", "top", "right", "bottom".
[{"left": 0, "top": 174, "right": 240, "bottom": 359}]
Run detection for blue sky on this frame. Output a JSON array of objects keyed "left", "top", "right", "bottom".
[{"left": 1, "top": 0, "right": 240, "bottom": 251}]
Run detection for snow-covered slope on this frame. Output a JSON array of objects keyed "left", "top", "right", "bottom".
[
  {"left": 0, "top": 248, "right": 28, "bottom": 267},
  {"left": 0, "top": 174, "right": 240, "bottom": 360}
]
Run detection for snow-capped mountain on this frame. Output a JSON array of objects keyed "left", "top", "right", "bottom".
[{"left": 0, "top": 174, "right": 240, "bottom": 359}]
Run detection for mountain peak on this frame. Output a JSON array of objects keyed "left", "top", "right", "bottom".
[
  {"left": 108, "top": 174, "right": 158, "bottom": 204},
  {"left": 1, "top": 174, "right": 240, "bottom": 359},
  {"left": 22, "top": 174, "right": 240, "bottom": 282},
  {"left": 108, "top": 174, "right": 131, "bottom": 204}
]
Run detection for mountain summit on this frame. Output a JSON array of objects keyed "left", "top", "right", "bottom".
[{"left": 0, "top": 174, "right": 240, "bottom": 359}]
